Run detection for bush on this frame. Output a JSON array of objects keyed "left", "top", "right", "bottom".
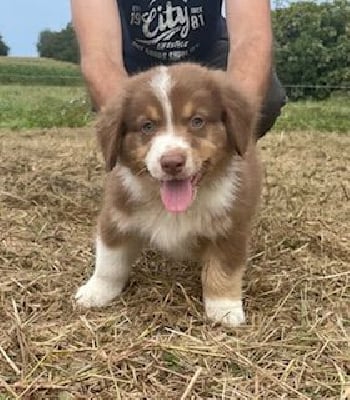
[
  {"left": 273, "top": 0, "right": 350, "bottom": 100},
  {"left": 37, "top": 23, "right": 79, "bottom": 64},
  {"left": 0, "top": 34, "right": 9, "bottom": 56}
]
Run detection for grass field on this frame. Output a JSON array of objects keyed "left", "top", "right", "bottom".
[
  {"left": 0, "top": 57, "right": 82, "bottom": 86},
  {"left": 0, "top": 85, "right": 91, "bottom": 130},
  {"left": 0, "top": 56, "right": 90, "bottom": 130},
  {"left": 1, "top": 56, "right": 350, "bottom": 132},
  {"left": 1, "top": 84, "right": 350, "bottom": 132},
  {"left": 0, "top": 57, "right": 349, "bottom": 398},
  {"left": 0, "top": 127, "right": 349, "bottom": 398}
]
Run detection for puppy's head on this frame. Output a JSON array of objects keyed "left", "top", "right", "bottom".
[{"left": 97, "top": 63, "right": 257, "bottom": 213}]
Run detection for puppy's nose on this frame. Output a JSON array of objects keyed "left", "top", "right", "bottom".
[{"left": 160, "top": 152, "right": 186, "bottom": 176}]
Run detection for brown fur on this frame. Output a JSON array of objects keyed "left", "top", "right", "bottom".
[{"left": 93, "top": 63, "right": 262, "bottom": 323}]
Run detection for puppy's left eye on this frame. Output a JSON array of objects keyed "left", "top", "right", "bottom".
[
  {"left": 141, "top": 120, "right": 156, "bottom": 135},
  {"left": 190, "top": 115, "right": 205, "bottom": 129}
]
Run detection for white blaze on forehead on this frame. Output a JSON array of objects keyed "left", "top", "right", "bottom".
[
  {"left": 150, "top": 66, "right": 174, "bottom": 132},
  {"left": 147, "top": 67, "right": 194, "bottom": 179}
]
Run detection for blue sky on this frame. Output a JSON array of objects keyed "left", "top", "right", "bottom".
[{"left": 0, "top": 0, "right": 71, "bottom": 57}]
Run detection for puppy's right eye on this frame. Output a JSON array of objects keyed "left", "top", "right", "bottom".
[
  {"left": 190, "top": 115, "right": 205, "bottom": 130},
  {"left": 141, "top": 120, "right": 156, "bottom": 135}
]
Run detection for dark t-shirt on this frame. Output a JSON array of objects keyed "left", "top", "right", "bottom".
[{"left": 116, "top": 0, "right": 226, "bottom": 73}]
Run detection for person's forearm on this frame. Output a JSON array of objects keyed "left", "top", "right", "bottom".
[
  {"left": 81, "top": 54, "right": 127, "bottom": 110},
  {"left": 228, "top": 34, "right": 272, "bottom": 104},
  {"left": 226, "top": 0, "right": 273, "bottom": 107},
  {"left": 71, "top": 0, "right": 127, "bottom": 109}
]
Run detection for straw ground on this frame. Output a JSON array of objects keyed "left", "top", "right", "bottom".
[{"left": 0, "top": 127, "right": 349, "bottom": 399}]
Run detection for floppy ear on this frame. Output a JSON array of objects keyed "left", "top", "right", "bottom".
[
  {"left": 95, "top": 95, "right": 126, "bottom": 172},
  {"left": 221, "top": 83, "right": 259, "bottom": 157}
]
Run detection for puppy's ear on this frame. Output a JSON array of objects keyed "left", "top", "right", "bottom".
[
  {"left": 221, "top": 83, "right": 258, "bottom": 157},
  {"left": 96, "top": 94, "right": 126, "bottom": 172}
]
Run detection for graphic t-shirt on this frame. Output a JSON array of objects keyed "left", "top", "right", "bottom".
[{"left": 116, "top": 0, "right": 226, "bottom": 73}]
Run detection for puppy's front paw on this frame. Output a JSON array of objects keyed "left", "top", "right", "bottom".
[
  {"left": 75, "top": 277, "right": 123, "bottom": 308},
  {"left": 205, "top": 299, "right": 245, "bottom": 327}
]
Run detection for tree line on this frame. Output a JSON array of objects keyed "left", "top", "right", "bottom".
[
  {"left": 0, "top": 35, "right": 9, "bottom": 56},
  {"left": 273, "top": 0, "right": 350, "bottom": 98},
  {"left": 1, "top": 1, "right": 349, "bottom": 99}
]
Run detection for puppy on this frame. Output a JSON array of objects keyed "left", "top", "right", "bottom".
[{"left": 76, "top": 63, "right": 262, "bottom": 327}]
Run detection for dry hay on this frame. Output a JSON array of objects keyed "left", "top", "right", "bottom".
[{"left": 0, "top": 127, "right": 349, "bottom": 399}]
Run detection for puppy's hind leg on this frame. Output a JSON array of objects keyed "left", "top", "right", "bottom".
[{"left": 76, "top": 234, "right": 141, "bottom": 308}]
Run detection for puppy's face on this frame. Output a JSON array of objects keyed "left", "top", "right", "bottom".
[{"left": 97, "top": 64, "right": 256, "bottom": 213}]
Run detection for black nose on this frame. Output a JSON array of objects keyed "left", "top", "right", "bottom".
[{"left": 160, "top": 152, "right": 186, "bottom": 175}]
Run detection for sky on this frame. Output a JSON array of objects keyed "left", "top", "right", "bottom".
[{"left": 0, "top": 0, "right": 71, "bottom": 57}]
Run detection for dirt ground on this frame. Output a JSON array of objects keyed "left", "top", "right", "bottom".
[{"left": 0, "top": 127, "right": 349, "bottom": 399}]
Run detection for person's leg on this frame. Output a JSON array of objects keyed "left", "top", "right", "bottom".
[
  {"left": 256, "top": 71, "right": 287, "bottom": 138},
  {"left": 200, "top": 39, "right": 287, "bottom": 138}
]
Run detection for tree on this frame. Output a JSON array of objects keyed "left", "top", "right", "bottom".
[
  {"left": 273, "top": 0, "right": 350, "bottom": 99},
  {"left": 37, "top": 23, "right": 79, "bottom": 63},
  {"left": 0, "top": 35, "right": 9, "bottom": 56}
]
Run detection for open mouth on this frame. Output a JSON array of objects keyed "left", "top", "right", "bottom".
[{"left": 160, "top": 170, "right": 204, "bottom": 213}]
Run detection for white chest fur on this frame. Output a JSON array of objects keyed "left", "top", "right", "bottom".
[{"left": 112, "top": 160, "right": 241, "bottom": 256}]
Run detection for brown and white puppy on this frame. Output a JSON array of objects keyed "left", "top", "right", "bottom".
[{"left": 76, "top": 63, "right": 262, "bottom": 327}]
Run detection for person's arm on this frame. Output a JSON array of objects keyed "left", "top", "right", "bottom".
[
  {"left": 225, "top": 0, "right": 273, "bottom": 107},
  {"left": 71, "top": 0, "right": 127, "bottom": 110}
]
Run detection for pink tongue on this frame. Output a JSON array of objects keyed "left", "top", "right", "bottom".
[{"left": 160, "top": 178, "right": 193, "bottom": 213}]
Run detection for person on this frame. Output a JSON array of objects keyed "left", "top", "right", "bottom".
[{"left": 71, "top": 0, "right": 286, "bottom": 138}]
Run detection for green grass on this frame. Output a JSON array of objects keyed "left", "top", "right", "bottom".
[
  {"left": 273, "top": 96, "right": 350, "bottom": 133},
  {"left": 1, "top": 83, "right": 349, "bottom": 132},
  {"left": 0, "top": 56, "right": 82, "bottom": 86},
  {"left": 0, "top": 85, "right": 92, "bottom": 129},
  {"left": 0, "top": 55, "right": 349, "bottom": 131}
]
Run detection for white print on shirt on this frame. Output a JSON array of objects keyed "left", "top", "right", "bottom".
[{"left": 129, "top": 1, "right": 206, "bottom": 61}]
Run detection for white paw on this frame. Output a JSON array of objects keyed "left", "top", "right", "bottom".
[
  {"left": 75, "top": 277, "right": 124, "bottom": 308},
  {"left": 205, "top": 298, "right": 245, "bottom": 327}
]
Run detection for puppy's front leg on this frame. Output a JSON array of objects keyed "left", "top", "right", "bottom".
[
  {"left": 76, "top": 234, "right": 141, "bottom": 308},
  {"left": 201, "top": 239, "right": 247, "bottom": 327}
]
